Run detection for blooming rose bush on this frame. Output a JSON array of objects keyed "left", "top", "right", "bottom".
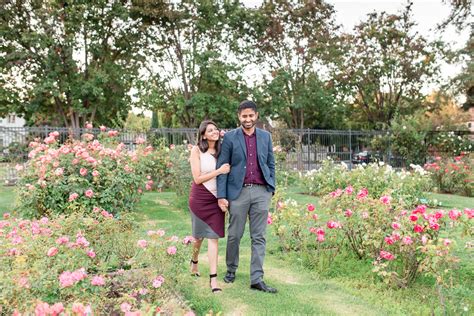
[
  {"left": 270, "top": 190, "right": 344, "bottom": 272},
  {"left": 0, "top": 211, "right": 193, "bottom": 314},
  {"left": 16, "top": 128, "right": 156, "bottom": 217},
  {"left": 271, "top": 186, "right": 473, "bottom": 289},
  {"left": 424, "top": 153, "right": 473, "bottom": 197},
  {"left": 301, "top": 159, "right": 433, "bottom": 208}
]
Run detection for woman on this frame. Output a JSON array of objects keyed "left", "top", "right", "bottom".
[{"left": 188, "top": 120, "right": 230, "bottom": 293}]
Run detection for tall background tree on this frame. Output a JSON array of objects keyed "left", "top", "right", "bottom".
[
  {"left": 0, "top": 0, "right": 149, "bottom": 128},
  {"left": 131, "top": 0, "right": 251, "bottom": 128},
  {"left": 332, "top": 2, "right": 444, "bottom": 129},
  {"left": 247, "top": 0, "right": 345, "bottom": 129}
]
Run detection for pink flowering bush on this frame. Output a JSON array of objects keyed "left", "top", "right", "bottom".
[
  {"left": 271, "top": 186, "right": 473, "bottom": 289},
  {"left": 0, "top": 211, "right": 192, "bottom": 314},
  {"left": 424, "top": 153, "right": 473, "bottom": 197},
  {"left": 16, "top": 129, "right": 156, "bottom": 217},
  {"left": 270, "top": 190, "right": 343, "bottom": 272}
]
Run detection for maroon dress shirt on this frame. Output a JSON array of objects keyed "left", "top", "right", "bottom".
[{"left": 243, "top": 131, "right": 266, "bottom": 185}]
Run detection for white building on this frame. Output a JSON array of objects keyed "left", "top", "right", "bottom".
[
  {"left": 0, "top": 113, "right": 27, "bottom": 149},
  {"left": 0, "top": 113, "right": 26, "bottom": 128}
]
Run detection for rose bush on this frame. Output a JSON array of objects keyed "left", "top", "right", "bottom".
[
  {"left": 301, "top": 159, "right": 433, "bottom": 208},
  {"left": 271, "top": 186, "right": 473, "bottom": 289},
  {"left": 0, "top": 211, "right": 193, "bottom": 314},
  {"left": 16, "top": 128, "right": 156, "bottom": 218},
  {"left": 424, "top": 153, "right": 473, "bottom": 197}
]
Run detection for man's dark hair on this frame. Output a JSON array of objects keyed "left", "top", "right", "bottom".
[{"left": 238, "top": 100, "right": 257, "bottom": 113}]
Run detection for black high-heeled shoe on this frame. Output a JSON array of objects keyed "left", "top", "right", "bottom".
[
  {"left": 190, "top": 259, "right": 200, "bottom": 277},
  {"left": 209, "top": 273, "right": 222, "bottom": 293}
]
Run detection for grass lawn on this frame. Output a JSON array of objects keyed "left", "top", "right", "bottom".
[
  {"left": 1, "top": 187, "right": 472, "bottom": 315},
  {"left": 0, "top": 185, "right": 16, "bottom": 214},
  {"left": 135, "top": 190, "right": 473, "bottom": 315}
]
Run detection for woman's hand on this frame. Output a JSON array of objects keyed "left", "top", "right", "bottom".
[{"left": 218, "top": 163, "right": 230, "bottom": 175}]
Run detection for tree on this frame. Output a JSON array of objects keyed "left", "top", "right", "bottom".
[
  {"left": 248, "top": 0, "right": 345, "bottom": 129},
  {"left": 131, "top": 0, "right": 251, "bottom": 128},
  {"left": 333, "top": 2, "right": 444, "bottom": 129},
  {"left": 0, "top": 0, "right": 149, "bottom": 128},
  {"left": 439, "top": 0, "right": 472, "bottom": 31}
]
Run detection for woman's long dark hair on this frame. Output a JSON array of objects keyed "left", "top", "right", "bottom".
[{"left": 197, "top": 120, "right": 221, "bottom": 158}]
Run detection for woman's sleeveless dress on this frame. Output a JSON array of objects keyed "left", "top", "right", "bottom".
[{"left": 188, "top": 150, "right": 225, "bottom": 238}]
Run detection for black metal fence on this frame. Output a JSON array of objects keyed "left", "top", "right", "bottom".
[{"left": 1, "top": 126, "right": 472, "bottom": 184}]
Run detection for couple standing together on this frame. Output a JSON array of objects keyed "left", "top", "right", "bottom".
[{"left": 188, "top": 100, "right": 277, "bottom": 294}]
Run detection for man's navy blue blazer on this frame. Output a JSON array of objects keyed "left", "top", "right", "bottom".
[{"left": 216, "top": 127, "right": 275, "bottom": 201}]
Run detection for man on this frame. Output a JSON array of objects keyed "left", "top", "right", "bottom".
[{"left": 216, "top": 100, "right": 277, "bottom": 293}]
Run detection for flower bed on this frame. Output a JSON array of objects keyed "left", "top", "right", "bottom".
[{"left": 0, "top": 211, "right": 193, "bottom": 315}]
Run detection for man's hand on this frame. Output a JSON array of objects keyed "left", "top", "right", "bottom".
[{"left": 218, "top": 198, "right": 229, "bottom": 213}]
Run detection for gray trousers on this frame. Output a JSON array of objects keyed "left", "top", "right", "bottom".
[{"left": 226, "top": 185, "right": 272, "bottom": 284}]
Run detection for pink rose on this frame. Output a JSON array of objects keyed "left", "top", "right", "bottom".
[
  {"left": 357, "top": 188, "right": 368, "bottom": 199},
  {"left": 56, "top": 236, "right": 69, "bottom": 245},
  {"left": 91, "top": 275, "right": 105, "bottom": 286},
  {"left": 80, "top": 168, "right": 88, "bottom": 176},
  {"left": 384, "top": 236, "right": 394, "bottom": 245},
  {"left": 35, "top": 302, "right": 51, "bottom": 315},
  {"left": 71, "top": 268, "right": 87, "bottom": 281},
  {"left": 267, "top": 214, "right": 273, "bottom": 225},
  {"left": 137, "top": 240, "right": 148, "bottom": 248},
  {"left": 85, "top": 122, "right": 93, "bottom": 129},
  {"left": 76, "top": 236, "right": 90, "bottom": 247},
  {"left": 326, "top": 221, "right": 340, "bottom": 229},
  {"left": 3, "top": 213, "right": 10, "bottom": 219},
  {"left": 464, "top": 208, "right": 474, "bottom": 219},
  {"left": 51, "top": 303, "right": 64, "bottom": 315},
  {"left": 391, "top": 222, "right": 401, "bottom": 230},
  {"left": 409, "top": 214, "right": 418, "bottom": 222},
  {"left": 54, "top": 168, "right": 64, "bottom": 176},
  {"left": 59, "top": 271, "right": 75, "bottom": 288},
  {"left": 121, "top": 302, "right": 132, "bottom": 312},
  {"left": 100, "top": 125, "right": 107, "bottom": 132},
  {"left": 413, "top": 205, "right": 427, "bottom": 214},
  {"left": 47, "top": 247, "right": 59, "bottom": 257},
  {"left": 380, "top": 250, "right": 395, "bottom": 261},
  {"left": 92, "top": 170, "right": 99, "bottom": 177},
  {"left": 402, "top": 236, "right": 413, "bottom": 245},
  {"left": 344, "top": 209, "right": 353, "bottom": 217},
  {"left": 379, "top": 195, "right": 391, "bottom": 205},
  {"left": 307, "top": 204, "right": 315, "bottom": 212},
  {"left": 167, "top": 246, "right": 177, "bottom": 255},
  {"left": 448, "top": 209, "right": 461, "bottom": 220},
  {"left": 443, "top": 238, "right": 452, "bottom": 246},
  {"left": 421, "top": 235, "right": 429, "bottom": 245},
  {"left": 71, "top": 302, "right": 85, "bottom": 314},
  {"left": 85, "top": 189, "right": 94, "bottom": 198},
  {"left": 345, "top": 185, "right": 354, "bottom": 194},
  {"left": 69, "top": 193, "right": 79, "bottom": 202},
  {"left": 312, "top": 214, "right": 318, "bottom": 220},
  {"left": 87, "top": 250, "right": 96, "bottom": 258},
  {"left": 317, "top": 234, "right": 325, "bottom": 242},
  {"left": 413, "top": 224, "right": 424, "bottom": 233},
  {"left": 429, "top": 223, "right": 440, "bottom": 231},
  {"left": 152, "top": 275, "right": 165, "bottom": 288},
  {"left": 182, "top": 236, "right": 195, "bottom": 245}
]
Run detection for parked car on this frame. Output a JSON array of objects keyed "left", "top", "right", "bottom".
[{"left": 351, "top": 151, "right": 382, "bottom": 164}]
